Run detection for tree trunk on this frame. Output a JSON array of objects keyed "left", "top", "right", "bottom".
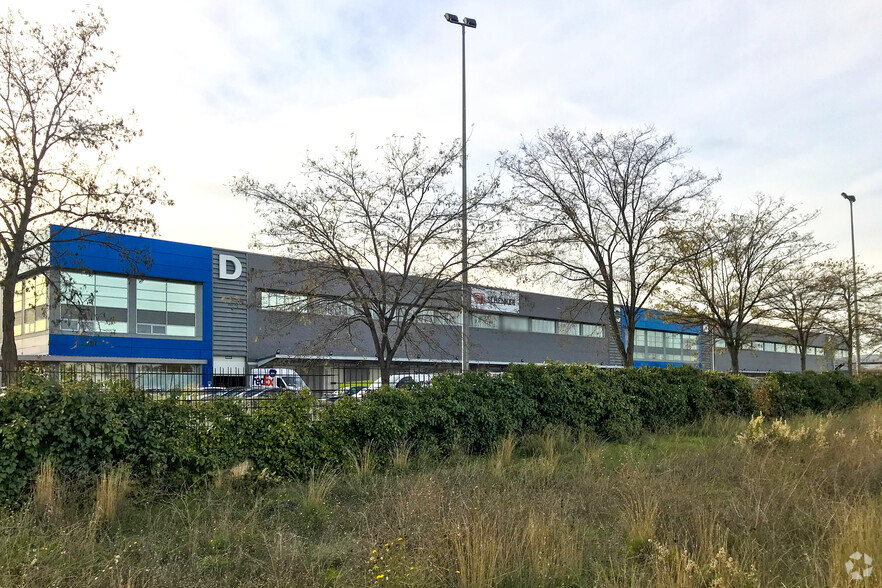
[
  {"left": 1, "top": 279, "right": 19, "bottom": 386},
  {"left": 800, "top": 351, "right": 807, "bottom": 372},
  {"left": 727, "top": 344, "right": 740, "bottom": 374},
  {"left": 623, "top": 321, "right": 634, "bottom": 368},
  {"left": 379, "top": 355, "right": 391, "bottom": 387}
]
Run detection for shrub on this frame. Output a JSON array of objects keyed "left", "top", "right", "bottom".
[
  {"left": 757, "top": 372, "right": 882, "bottom": 417},
  {"left": 2, "top": 365, "right": 880, "bottom": 505}
]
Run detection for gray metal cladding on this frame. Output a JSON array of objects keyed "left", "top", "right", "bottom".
[{"left": 212, "top": 250, "right": 248, "bottom": 355}]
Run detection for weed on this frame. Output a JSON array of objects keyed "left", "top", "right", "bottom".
[
  {"left": 490, "top": 435, "right": 515, "bottom": 475},
  {"left": 622, "top": 491, "right": 660, "bottom": 553},
  {"left": 92, "top": 465, "right": 131, "bottom": 525},
  {"left": 305, "top": 466, "right": 337, "bottom": 510},
  {"left": 391, "top": 439, "right": 413, "bottom": 470},
  {"left": 33, "top": 459, "right": 57, "bottom": 515},
  {"left": 347, "top": 442, "right": 376, "bottom": 477}
]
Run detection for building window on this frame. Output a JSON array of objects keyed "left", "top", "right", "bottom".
[
  {"left": 472, "top": 313, "right": 499, "bottom": 329},
  {"left": 13, "top": 275, "right": 48, "bottom": 335},
  {"left": 501, "top": 316, "right": 529, "bottom": 332},
  {"left": 414, "top": 308, "right": 461, "bottom": 326},
  {"left": 557, "top": 322, "right": 580, "bottom": 337},
  {"left": 261, "top": 291, "right": 307, "bottom": 311},
  {"left": 136, "top": 280, "right": 197, "bottom": 337},
  {"left": 633, "top": 329, "right": 699, "bottom": 363},
  {"left": 60, "top": 272, "right": 128, "bottom": 334},
  {"left": 715, "top": 339, "right": 726, "bottom": 349},
  {"left": 135, "top": 363, "right": 200, "bottom": 391},
  {"left": 60, "top": 362, "right": 129, "bottom": 383},
  {"left": 315, "top": 298, "right": 354, "bottom": 317},
  {"left": 581, "top": 324, "right": 604, "bottom": 338},
  {"left": 666, "top": 332, "right": 683, "bottom": 362},
  {"left": 683, "top": 334, "right": 699, "bottom": 361},
  {"left": 531, "top": 318, "right": 555, "bottom": 334},
  {"left": 261, "top": 290, "right": 356, "bottom": 317}
]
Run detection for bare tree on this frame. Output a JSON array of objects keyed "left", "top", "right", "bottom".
[
  {"left": 665, "top": 195, "right": 823, "bottom": 373},
  {"left": 231, "top": 136, "right": 522, "bottom": 384},
  {"left": 501, "top": 127, "right": 717, "bottom": 367},
  {"left": 767, "top": 262, "right": 835, "bottom": 371},
  {"left": 0, "top": 9, "right": 167, "bottom": 379},
  {"left": 816, "top": 258, "right": 882, "bottom": 372}
]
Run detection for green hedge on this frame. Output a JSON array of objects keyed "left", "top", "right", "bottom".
[
  {"left": 756, "top": 370, "right": 882, "bottom": 417},
  {"left": 2, "top": 365, "right": 881, "bottom": 504}
]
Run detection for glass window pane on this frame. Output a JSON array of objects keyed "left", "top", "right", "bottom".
[
  {"left": 166, "top": 325, "right": 195, "bottom": 337},
  {"left": 634, "top": 330, "right": 646, "bottom": 346},
  {"left": 167, "top": 312, "right": 196, "bottom": 326},
  {"left": 166, "top": 282, "right": 195, "bottom": 294},
  {"left": 557, "top": 322, "right": 580, "bottom": 336},
  {"left": 98, "top": 321, "right": 127, "bottom": 333},
  {"left": 531, "top": 319, "right": 555, "bottom": 334},
  {"left": 501, "top": 316, "right": 529, "bottom": 332},
  {"left": 472, "top": 313, "right": 499, "bottom": 329},
  {"left": 137, "top": 299, "right": 165, "bottom": 311},
  {"left": 137, "top": 280, "right": 167, "bottom": 292},
  {"left": 167, "top": 302, "right": 196, "bottom": 314},
  {"left": 95, "top": 294, "right": 127, "bottom": 308},
  {"left": 582, "top": 324, "right": 604, "bottom": 338},
  {"left": 137, "top": 290, "right": 166, "bottom": 302},
  {"left": 96, "top": 275, "right": 127, "bottom": 288},
  {"left": 167, "top": 292, "right": 195, "bottom": 304}
]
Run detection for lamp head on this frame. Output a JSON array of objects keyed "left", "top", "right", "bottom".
[
  {"left": 444, "top": 13, "right": 460, "bottom": 24},
  {"left": 463, "top": 17, "right": 477, "bottom": 28},
  {"left": 842, "top": 192, "right": 856, "bottom": 203}
]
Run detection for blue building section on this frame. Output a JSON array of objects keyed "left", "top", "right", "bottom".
[
  {"left": 47, "top": 227, "right": 214, "bottom": 378},
  {"left": 624, "top": 308, "right": 704, "bottom": 369}
]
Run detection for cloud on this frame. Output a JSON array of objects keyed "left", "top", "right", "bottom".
[{"left": 4, "top": 0, "right": 881, "bottom": 266}]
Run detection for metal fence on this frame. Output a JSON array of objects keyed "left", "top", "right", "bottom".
[{"left": 1, "top": 363, "right": 469, "bottom": 406}]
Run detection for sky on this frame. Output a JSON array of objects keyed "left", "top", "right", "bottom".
[{"left": 10, "top": 1, "right": 882, "bottom": 280}]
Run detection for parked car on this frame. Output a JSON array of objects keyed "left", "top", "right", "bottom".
[
  {"left": 236, "top": 387, "right": 287, "bottom": 400},
  {"left": 327, "top": 373, "right": 436, "bottom": 402}
]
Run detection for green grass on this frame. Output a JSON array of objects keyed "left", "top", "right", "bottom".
[{"left": 5, "top": 406, "right": 882, "bottom": 587}]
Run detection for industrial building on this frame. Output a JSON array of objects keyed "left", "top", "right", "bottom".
[{"left": 7, "top": 227, "right": 846, "bottom": 390}]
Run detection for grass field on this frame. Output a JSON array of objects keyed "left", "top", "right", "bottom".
[{"left": 4, "top": 404, "right": 882, "bottom": 587}]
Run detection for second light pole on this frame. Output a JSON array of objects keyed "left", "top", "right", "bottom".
[
  {"left": 444, "top": 12, "right": 476, "bottom": 374},
  {"left": 842, "top": 192, "right": 861, "bottom": 374}
]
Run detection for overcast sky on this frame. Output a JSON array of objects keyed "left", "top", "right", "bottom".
[{"left": 11, "top": 1, "right": 882, "bottom": 276}]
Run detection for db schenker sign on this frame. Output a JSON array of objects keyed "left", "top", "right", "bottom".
[{"left": 471, "top": 287, "right": 519, "bottom": 314}]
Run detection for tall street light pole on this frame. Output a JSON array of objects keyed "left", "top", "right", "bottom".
[
  {"left": 841, "top": 192, "right": 860, "bottom": 374},
  {"left": 444, "top": 13, "right": 476, "bottom": 374}
]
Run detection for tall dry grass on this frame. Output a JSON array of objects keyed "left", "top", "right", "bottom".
[
  {"left": 32, "top": 459, "right": 57, "bottom": 515},
  {"left": 490, "top": 434, "right": 515, "bottom": 475},
  {"left": 92, "top": 465, "right": 131, "bottom": 525},
  {"left": 829, "top": 496, "right": 882, "bottom": 587},
  {"left": 450, "top": 512, "right": 504, "bottom": 588},
  {"left": 5, "top": 402, "right": 882, "bottom": 587},
  {"left": 304, "top": 465, "right": 336, "bottom": 509},
  {"left": 391, "top": 439, "right": 413, "bottom": 470},
  {"left": 347, "top": 441, "right": 376, "bottom": 476}
]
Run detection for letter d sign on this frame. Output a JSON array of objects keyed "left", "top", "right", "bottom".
[{"left": 218, "top": 254, "right": 242, "bottom": 280}]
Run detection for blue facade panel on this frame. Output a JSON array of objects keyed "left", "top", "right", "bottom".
[
  {"left": 623, "top": 309, "right": 704, "bottom": 369},
  {"left": 47, "top": 227, "right": 213, "bottom": 369}
]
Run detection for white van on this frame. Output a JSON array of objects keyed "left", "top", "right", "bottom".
[
  {"left": 249, "top": 368, "right": 308, "bottom": 391},
  {"left": 353, "top": 373, "right": 436, "bottom": 398}
]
